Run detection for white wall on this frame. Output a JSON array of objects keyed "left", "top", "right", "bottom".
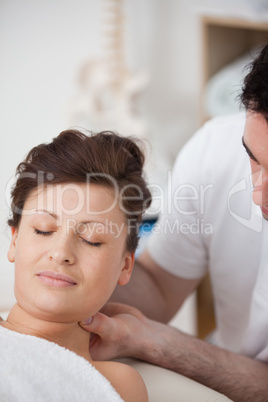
[{"left": 0, "top": 0, "right": 103, "bottom": 309}]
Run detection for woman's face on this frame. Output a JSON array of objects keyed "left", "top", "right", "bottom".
[{"left": 8, "top": 183, "right": 134, "bottom": 322}]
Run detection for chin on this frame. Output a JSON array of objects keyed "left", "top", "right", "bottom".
[
  {"left": 16, "top": 299, "right": 77, "bottom": 322},
  {"left": 35, "top": 310, "right": 80, "bottom": 323}
]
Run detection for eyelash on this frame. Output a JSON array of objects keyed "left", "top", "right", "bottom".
[
  {"left": 250, "top": 156, "right": 260, "bottom": 165},
  {"left": 34, "top": 228, "right": 102, "bottom": 247},
  {"left": 81, "top": 238, "right": 102, "bottom": 247},
  {"left": 34, "top": 229, "right": 52, "bottom": 236}
]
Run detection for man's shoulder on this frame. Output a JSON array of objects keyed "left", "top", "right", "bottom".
[
  {"left": 174, "top": 112, "right": 247, "bottom": 176},
  {"left": 203, "top": 112, "right": 246, "bottom": 129},
  {"left": 193, "top": 112, "right": 246, "bottom": 150}
]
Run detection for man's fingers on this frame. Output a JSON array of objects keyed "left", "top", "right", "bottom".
[
  {"left": 80, "top": 311, "right": 127, "bottom": 360},
  {"left": 79, "top": 304, "right": 149, "bottom": 361}
]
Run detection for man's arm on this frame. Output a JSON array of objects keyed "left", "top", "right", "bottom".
[
  {"left": 110, "top": 249, "right": 201, "bottom": 322},
  {"left": 81, "top": 303, "right": 268, "bottom": 402}
]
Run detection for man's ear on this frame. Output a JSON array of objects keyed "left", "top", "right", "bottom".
[
  {"left": 118, "top": 252, "right": 135, "bottom": 286},
  {"left": 8, "top": 227, "right": 18, "bottom": 263}
]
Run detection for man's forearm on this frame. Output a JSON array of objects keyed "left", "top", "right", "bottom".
[
  {"left": 135, "top": 319, "right": 268, "bottom": 402},
  {"left": 111, "top": 261, "right": 169, "bottom": 322},
  {"left": 82, "top": 303, "right": 267, "bottom": 401}
]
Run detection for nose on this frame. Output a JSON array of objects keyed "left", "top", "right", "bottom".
[
  {"left": 48, "top": 235, "right": 75, "bottom": 265},
  {"left": 252, "top": 168, "right": 268, "bottom": 207}
]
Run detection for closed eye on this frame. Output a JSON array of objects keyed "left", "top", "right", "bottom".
[
  {"left": 34, "top": 228, "right": 53, "bottom": 236},
  {"left": 242, "top": 137, "right": 259, "bottom": 164},
  {"left": 81, "top": 238, "right": 102, "bottom": 247}
]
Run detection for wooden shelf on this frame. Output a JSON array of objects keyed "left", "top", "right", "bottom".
[{"left": 200, "top": 15, "right": 268, "bottom": 123}]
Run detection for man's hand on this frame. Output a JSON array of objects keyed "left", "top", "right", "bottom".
[
  {"left": 79, "top": 303, "right": 155, "bottom": 361},
  {"left": 80, "top": 302, "right": 268, "bottom": 402}
]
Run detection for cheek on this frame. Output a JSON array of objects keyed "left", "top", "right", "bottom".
[
  {"left": 250, "top": 160, "right": 262, "bottom": 187},
  {"left": 80, "top": 272, "right": 119, "bottom": 318},
  {"left": 13, "top": 262, "right": 34, "bottom": 307},
  {"left": 85, "top": 262, "right": 121, "bottom": 291},
  {"left": 12, "top": 239, "right": 35, "bottom": 297},
  {"left": 82, "top": 253, "right": 123, "bottom": 294}
]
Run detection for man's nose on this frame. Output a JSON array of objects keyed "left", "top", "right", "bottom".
[{"left": 252, "top": 168, "right": 268, "bottom": 206}]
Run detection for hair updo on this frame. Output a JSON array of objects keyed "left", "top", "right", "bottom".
[{"left": 8, "top": 129, "right": 152, "bottom": 252}]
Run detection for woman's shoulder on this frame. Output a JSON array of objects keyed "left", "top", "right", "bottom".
[{"left": 93, "top": 360, "right": 148, "bottom": 402}]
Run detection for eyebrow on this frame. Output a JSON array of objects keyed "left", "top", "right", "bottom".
[
  {"left": 242, "top": 137, "right": 259, "bottom": 163},
  {"left": 81, "top": 220, "right": 107, "bottom": 228},
  {"left": 81, "top": 221, "right": 116, "bottom": 235},
  {"left": 35, "top": 209, "right": 58, "bottom": 220},
  {"left": 35, "top": 210, "right": 110, "bottom": 229}
]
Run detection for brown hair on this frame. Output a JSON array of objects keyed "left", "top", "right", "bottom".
[
  {"left": 8, "top": 129, "right": 152, "bottom": 252},
  {"left": 240, "top": 44, "right": 268, "bottom": 114}
]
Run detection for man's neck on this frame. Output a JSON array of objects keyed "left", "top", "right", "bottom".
[{"left": 1, "top": 303, "right": 92, "bottom": 362}]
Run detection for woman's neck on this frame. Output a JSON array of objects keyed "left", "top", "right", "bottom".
[{"left": 1, "top": 303, "right": 92, "bottom": 362}]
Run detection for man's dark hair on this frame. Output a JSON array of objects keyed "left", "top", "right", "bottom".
[
  {"left": 241, "top": 43, "right": 268, "bottom": 114},
  {"left": 8, "top": 129, "right": 152, "bottom": 252}
]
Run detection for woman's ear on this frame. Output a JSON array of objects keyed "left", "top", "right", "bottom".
[
  {"left": 118, "top": 252, "right": 135, "bottom": 286},
  {"left": 8, "top": 227, "right": 18, "bottom": 263}
]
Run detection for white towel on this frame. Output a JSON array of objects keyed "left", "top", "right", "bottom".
[{"left": 0, "top": 325, "right": 124, "bottom": 402}]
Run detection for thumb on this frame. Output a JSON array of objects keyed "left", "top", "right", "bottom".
[
  {"left": 80, "top": 312, "right": 121, "bottom": 360},
  {"left": 79, "top": 312, "right": 113, "bottom": 337}
]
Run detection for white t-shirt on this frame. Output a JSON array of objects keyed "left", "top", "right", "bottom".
[{"left": 147, "top": 112, "right": 268, "bottom": 362}]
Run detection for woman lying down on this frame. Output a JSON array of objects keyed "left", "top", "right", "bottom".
[{"left": 0, "top": 129, "right": 151, "bottom": 402}]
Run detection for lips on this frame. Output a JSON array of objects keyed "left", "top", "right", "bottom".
[
  {"left": 261, "top": 206, "right": 268, "bottom": 216},
  {"left": 37, "top": 271, "right": 77, "bottom": 287}
]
